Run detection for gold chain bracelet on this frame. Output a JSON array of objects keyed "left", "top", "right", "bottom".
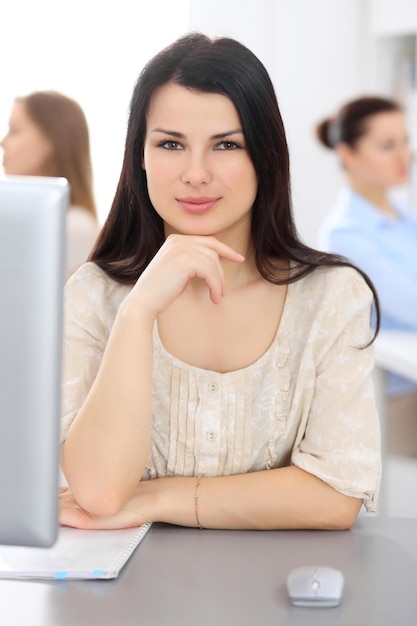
[{"left": 194, "top": 476, "right": 203, "bottom": 529}]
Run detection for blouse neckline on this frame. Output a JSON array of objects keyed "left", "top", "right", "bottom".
[{"left": 153, "top": 276, "right": 297, "bottom": 377}]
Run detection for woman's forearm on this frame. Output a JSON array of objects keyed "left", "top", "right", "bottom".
[
  {"left": 149, "top": 466, "right": 362, "bottom": 530},
  {"left": 59, "top": 465, "right": 362, "bottom": 531},
  {"left": 61, "top": 302, "right": 155, "bottom": 516}
]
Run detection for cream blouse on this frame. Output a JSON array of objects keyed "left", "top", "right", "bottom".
[{"left": 61, "top": 262, "right": 381, "bottom": 511}]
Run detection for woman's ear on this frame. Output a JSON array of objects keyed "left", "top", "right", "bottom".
[{"left": 335, "top": 142, "right": 354, "bottom": 170}]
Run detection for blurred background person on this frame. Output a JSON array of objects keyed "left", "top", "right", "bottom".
[
  {"left": 1, "top": 90, "right": 99, "bottom": 278},
  {"left": 316, "top": 95, "right": 417, "bottom": 457}
]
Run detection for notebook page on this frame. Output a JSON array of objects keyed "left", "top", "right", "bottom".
[{"left": 0, "top": 523, "right": 152, "bottom": 580}]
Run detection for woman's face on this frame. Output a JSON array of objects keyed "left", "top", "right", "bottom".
[
  {"left": 339, "top": 111, "right": 411, "bottom": 190},
  {"left": 142, "top": 83, "right": 258, "bottom": 242},
  {"left": 0, "top": 100, "right": 53, "bottom": 175}
]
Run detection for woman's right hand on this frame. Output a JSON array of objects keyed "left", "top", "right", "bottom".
[{"left": 124, "top": 234, "right": 245, "bottom": 319}]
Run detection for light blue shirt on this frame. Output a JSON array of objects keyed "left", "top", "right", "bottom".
[{"left": 318, "top": 187, "right": 417, "bottom": 397}]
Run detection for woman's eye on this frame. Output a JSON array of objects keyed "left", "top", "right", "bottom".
[
  {"left": 215, "top": 141, "right": 240, "bottom": 151},
  {"left": 160, "top": 141, "right": 183, "bottom": 150}
]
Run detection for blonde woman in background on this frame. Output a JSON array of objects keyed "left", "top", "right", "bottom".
[{"left": 1, "top": 90, "right": 99, "bottom": 277}]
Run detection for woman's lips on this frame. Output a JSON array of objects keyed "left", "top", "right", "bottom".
[{"left": 177, "top": 196, "right": 220, "bottom": 214}]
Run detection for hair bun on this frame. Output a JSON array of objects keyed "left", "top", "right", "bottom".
[{"left": 315, "top": 118, "right": 334, "bottom": 149}]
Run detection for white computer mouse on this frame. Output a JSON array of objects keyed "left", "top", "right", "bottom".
[{"left": 286, "top": 566, "right": 344, "bottom": 607}]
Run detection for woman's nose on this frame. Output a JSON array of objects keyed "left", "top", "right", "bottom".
[{"left": 180, "top": 153, "right": 212, "bottom": 186}]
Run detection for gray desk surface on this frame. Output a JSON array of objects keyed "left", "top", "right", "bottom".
[{"left": 1, "top": 516, "right": 417, "bottom": 626}]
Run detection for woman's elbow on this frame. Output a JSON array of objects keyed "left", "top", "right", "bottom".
[
  {"left": 74, "top": 488, "right": 128, "bottom": 518},
  {"left": 60, "top": 443, "right": 136, "bottom": 517},
  {"left": 324, "top": 496, "right": 362, "bottom": 530}
]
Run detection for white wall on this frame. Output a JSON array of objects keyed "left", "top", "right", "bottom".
[
  {"left": 0, "top": 0, "right": 190, "bottom": 224},
  {"left": 189, "top": 0, "right": 372, "bottom": 245}
]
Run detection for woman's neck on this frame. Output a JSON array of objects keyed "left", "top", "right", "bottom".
[{"left": 349, "top": 181, "right": 398, "bottom": 218}]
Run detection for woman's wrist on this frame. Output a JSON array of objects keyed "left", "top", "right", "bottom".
[
  {"left": 194, "top": 477, "right": 203, "bottom": 529},
  {"left": 116, "top": 294, "right": 156, "bottom": 330},
  {"left": 143, "top": 476, "right": 199, "bottom": 527}
]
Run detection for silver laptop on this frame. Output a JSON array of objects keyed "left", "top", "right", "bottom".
[{"left": 0, "top": 176, "right": 69, "bottom": 547}]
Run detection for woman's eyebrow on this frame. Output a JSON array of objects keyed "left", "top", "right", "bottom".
[
  {"left": 150, "top": 128, "right": 244, "bottom": 139},
  {"left": 211, "top": 129, "right": 243, "bottom": 140},
  {"left": 150, "top": 128, "right": 185, "bottom": 138}
]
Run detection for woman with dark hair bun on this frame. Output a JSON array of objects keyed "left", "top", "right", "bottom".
[
  {"left": 1, "top": 91, "right": 99, "bottom": 277},
  {"left": 317, "top": 96, "right": 417, "bottom": 457},
  {"left": 59, "top": 33, "right": 381, "bottom": 531}
]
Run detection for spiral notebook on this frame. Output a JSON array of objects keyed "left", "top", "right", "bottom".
[{"left": 0, "top": 523, "right": 152, "bottom": 580}]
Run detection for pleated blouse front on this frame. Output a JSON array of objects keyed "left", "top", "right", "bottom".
[
  {"left": 150, "top": 317, "right": 292, "bottom": 479},
  {"left": 61, "top": 262, "right": 381, "bottom": 511}
]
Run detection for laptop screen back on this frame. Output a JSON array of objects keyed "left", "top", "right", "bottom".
[{"left": 0, "top": 176, "right": 68, "bottom": 547}]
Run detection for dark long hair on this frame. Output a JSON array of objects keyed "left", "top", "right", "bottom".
[
  {"left": 91, "top": 32, "right": 380, "bottom": 335},
  {"left": 316, "top": 95, "right": 401, "bottom": 150}
]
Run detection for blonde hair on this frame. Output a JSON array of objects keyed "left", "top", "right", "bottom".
[{"left": 19, "top": 90, "right": 97, "bottom": 218}]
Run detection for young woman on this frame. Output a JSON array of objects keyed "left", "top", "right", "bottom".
[
  {"left": 1, "top": 91, "right": 99, "bottom": 277},
  {"left": 317, "top": 96, "right": 417, "bottom": 456},
  {"left": 59, "top": 33, "right": 381, "bottom": 531}
]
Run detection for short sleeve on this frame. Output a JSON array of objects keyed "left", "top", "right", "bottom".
[
  {"left": 60, "top": 263, "right": 129, "bottom": 444},
  {"left": 291, "top": 268, "right": 381, "bottom": 512}
]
